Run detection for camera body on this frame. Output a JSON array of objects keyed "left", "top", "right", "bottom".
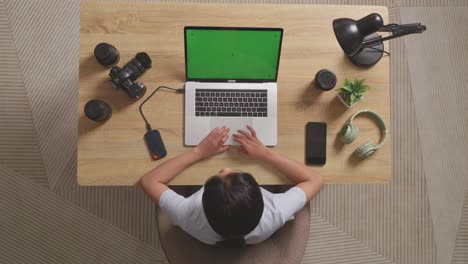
[
  {"left": 109, "top": 66, "right": 147, "bottom": 100},
  {"left": 109, "top": 52, "right": 152, "bottom": 100}
]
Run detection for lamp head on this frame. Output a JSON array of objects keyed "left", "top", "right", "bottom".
[{"left": 333, "top": 13, "right": 384, "bottom": 56}]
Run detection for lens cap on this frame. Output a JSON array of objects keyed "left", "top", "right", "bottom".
[{"left": 315, "top": 69, "right": 337, "bottom": 91}]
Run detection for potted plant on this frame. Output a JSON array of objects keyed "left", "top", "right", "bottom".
[{"left": 337, "top": 79, "right": 369, "bottom": 108}]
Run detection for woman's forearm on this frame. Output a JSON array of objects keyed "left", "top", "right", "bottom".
[
  {"left": 140, "top": 148, "right": 202, "bottom": 185},
  {"left": 261, "top": 149, "right": 320, "bottom": 184},
  {"left": 139, "top": 127, "right": 230, "bottom": 206}
]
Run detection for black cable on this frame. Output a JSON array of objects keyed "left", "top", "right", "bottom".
[
  {"left": 382, "top": 24, "right": 399, "bottom": 30},
  {"left": 139, "top": 85, "right": 184, "bottom": 132},
  {"left": 364, "top": 24, "right": 393, "bottom": 57},
  {"left": 366, "top": 46, "right": 391, "bottom": 56}
]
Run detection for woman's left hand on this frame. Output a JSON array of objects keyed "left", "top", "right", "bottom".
[{"left": 193, "top": 127, "right": 230, "bottom": 160}]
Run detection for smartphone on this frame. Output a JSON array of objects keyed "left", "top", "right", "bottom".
[{"left": 305, "top": 122, "right": 327, "bottom": 165}]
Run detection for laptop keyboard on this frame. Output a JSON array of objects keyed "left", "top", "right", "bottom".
[{"left": 195, "top": 89, "right": 268, "bottom": 117}]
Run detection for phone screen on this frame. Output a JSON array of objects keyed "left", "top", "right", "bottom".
[{"left": 305, "top": 122, "right": 327, "bottom": 165}]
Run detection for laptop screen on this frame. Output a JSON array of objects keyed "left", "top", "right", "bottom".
[{"left": 185, "top": 27, "right": 283, "bottom": 82}]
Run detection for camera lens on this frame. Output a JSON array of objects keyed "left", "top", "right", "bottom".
[
  {"left": 135, "top": 52, "right": 152, "bottom": 69},
  {"left": 122, "top": 52, "right": 152, "bottom": 81},
  {"left": 94, "top": 43, "right": 120, "bottom": 67},
  {"left": 84, "top": 100, "right": 112, "bottom": 122}
]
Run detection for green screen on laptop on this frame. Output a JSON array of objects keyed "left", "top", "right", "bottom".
[{"left": 185, "top": 27, "right": 283, "bottom": 81}]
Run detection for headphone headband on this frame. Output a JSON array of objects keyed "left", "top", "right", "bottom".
[{"left": 347, "top": 110, "right": 387, "bottom": 148}]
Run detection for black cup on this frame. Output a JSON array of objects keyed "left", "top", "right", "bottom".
[
  {"left": 94, "top": 42, "right": 120, "bottom": 67},
  {"left": 84, "top": 100, "right": 112, "bottom": 122},
  {"left": 314, "top": 69, "right": 337, "bottom": 91}
]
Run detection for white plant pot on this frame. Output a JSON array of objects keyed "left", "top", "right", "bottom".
[{"left": 337, "top": 94, "right": 361, "bottom": 108}]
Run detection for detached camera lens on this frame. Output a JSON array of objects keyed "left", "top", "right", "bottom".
[
  {"left": 84, "top": 100, "right": 112, "bottom": 122},
  {"left": 94, "top": 43, "right": 120, "bottom": 67}
]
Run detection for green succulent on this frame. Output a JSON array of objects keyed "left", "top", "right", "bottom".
[{"left": 338, "top": 79, "right": 369, "bottom": 106}]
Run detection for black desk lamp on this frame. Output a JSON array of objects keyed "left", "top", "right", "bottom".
[{"left": 333, "top": 13, "right": 426, "bottom": 67}]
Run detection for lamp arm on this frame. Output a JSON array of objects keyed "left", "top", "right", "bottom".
[
  {"left": 378, "top": 23, "right": 426, "bottom": 33},
  {"left": 362, "top": 23, "right": 427, "bottom": 47}
]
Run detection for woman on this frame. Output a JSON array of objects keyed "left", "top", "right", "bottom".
[{"left": 140, "top": 126, "right": 323, "bottom": 247}]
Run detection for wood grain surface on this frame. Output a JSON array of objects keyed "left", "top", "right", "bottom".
[{"left": 79, "top": 2, "right": 390, "bottom": 185}]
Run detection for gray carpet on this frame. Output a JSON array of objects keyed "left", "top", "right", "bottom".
[
  {"left": 401, "top": 6, "right": 468, "bottom": 264},
  {"left": 1, "top": 0, "right": 467, "bottom": 263},
  {"left": 0, "top": 163, "right": 167, "bottom": 264},
  {"left": 0, "top": 0, "right": 48, "bottom": 188}
]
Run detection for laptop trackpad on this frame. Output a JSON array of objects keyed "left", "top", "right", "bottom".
[{"left": 210, "top": 118, "right": 253, "bottom": 145}]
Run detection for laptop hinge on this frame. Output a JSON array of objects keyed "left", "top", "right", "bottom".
[{"left": 228, "top": 80, "right": 236, "bottom": 83}]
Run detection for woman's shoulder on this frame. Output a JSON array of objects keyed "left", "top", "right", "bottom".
[{"left": 259, "top": 186, "right": 306, "bottom": 217}]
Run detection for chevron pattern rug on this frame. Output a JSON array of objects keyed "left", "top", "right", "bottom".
[{"left": 1, "top": 1, "right": 467, "bottom": 263}]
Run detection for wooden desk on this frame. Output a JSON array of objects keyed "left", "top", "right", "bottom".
[{"left": 79, "top": 2, "right": 390, "bottom": 185}]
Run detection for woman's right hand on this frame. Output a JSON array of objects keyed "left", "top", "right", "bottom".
[
  {"left": 233, "top": 125, "right": 271, "bottom": 160},
  {"left": 193, "top": 126, "right": 230, "bottom": 160}
]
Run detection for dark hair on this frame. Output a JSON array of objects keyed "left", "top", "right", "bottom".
[{"left": 202, "top": 172, "right": 264, "bottom": 248}]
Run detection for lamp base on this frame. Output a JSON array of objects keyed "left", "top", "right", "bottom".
[{"left": 347, "top": 33, "right": 384, "bottom": 67}]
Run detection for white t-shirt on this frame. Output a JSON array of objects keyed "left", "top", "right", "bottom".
[{"left": 159, "top": 186, "right": 306, "bottom": 245}]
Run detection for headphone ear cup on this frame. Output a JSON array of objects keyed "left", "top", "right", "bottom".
[
  {"left": 354, "top": 142, "right": 376, "bottom": 158},
  {"left": 340, "top": 124, "right": 359, "bottom": 144}
]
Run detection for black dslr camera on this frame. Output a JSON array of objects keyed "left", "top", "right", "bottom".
[{"left": 109, "top": 52, "right": 152, "bottom": 101}]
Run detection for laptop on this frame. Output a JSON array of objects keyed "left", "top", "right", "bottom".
[{"left": 184, "top": 26, "right": 283, "bottom": 146}]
